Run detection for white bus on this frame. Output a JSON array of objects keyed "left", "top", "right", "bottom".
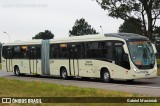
[{"left": 1, "top": 33, "right": 157, "bottom": 82}]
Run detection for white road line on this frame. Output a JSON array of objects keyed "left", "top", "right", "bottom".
[{"left": 102, "top": 83, "right": 160, "bottom": 89}]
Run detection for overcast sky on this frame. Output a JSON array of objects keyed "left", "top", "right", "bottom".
[{"left": 0, "top": 0, "right": 159, "bottom": 43}]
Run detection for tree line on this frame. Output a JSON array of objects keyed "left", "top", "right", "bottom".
[
  {"left": 33, "top": 18, "right": 160, "bottom": 41},
  {"left": 32, "top": 18, "right": 98, "bottom": 39},
  {"left": 33, "top": 0, "right": 160, "bottom": 40},
  {"left": 96, "top": 0, "right": 160, "bottom": 40}
]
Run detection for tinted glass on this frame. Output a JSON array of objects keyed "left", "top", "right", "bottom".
[{"left": 86, "top": 42, "right": 99, "bottom": 58}]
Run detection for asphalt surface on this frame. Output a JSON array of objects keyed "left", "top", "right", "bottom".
[{"left": 0, "top": 70, "right": 160, "bottom": 97}]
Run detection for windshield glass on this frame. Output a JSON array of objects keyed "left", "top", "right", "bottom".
[{"left": 128, "top": 41, "right": 155, "bottom": 69}]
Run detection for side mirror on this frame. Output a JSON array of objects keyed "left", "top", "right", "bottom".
[{"left": 152, "top": 43, "right": 157, "bottom": 53}]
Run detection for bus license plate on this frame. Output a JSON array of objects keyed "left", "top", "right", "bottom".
[
  {"left": 145, "top": 74, "right": 150, "bottom": 77},
  {"left": 140, "top": 71, "right": 148, "bottom": 74}
]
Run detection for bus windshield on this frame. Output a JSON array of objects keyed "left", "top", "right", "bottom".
[{"left": 128, "top": 40, "right": 155, "bottom": 69}]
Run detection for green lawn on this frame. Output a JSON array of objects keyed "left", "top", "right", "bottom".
[
  {"left": 0, "top": 78, "right": 141, "bottom": 97},
  {"left": 158, "top": 68, "right": 160, "bottom": 76},
  {"left": 157, "top": 59, "right": 160, "bottom": 65},
  {"left": 0, "top": 78, "right": 158, "bottom": 106}
]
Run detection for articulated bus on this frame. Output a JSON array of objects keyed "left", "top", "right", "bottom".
[{"left": 1, "top": 33, "right": 157, "bottom": 82}]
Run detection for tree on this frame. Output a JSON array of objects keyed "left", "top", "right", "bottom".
[
  {"left": 152, "top": 26, "right": 160, "bottom": 41},
  {"left": 154, "top": 26, "right": 160, "bottom": 34},
  {"left": 96, "top": 0, "right": 160, "bottom": 39},
  {"left": 69, "top": 18, "right": 98, "bottom": 36},
  {"left": 119, "top": 17, "right": 143, "bottom": 34},
  {"left": 32, "top": 30, "right": 54, "bottom": 39}
]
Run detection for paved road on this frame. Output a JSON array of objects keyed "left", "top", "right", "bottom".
[{"left": 0, "top": 70, "right": 160, "bottom": 97}]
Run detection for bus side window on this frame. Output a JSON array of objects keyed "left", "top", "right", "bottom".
[
  {"left": 59, "top": 44, "right": 68, "bottom": 58},
  {"left": 20, "top": 46, "right": 29, "bottom": 59},
  {"left": 86, "top": 42, "right": 99, "bottom": 58},
  {"left": 28, "top": 45, "right": 40, "bottom": 59},
  {"left": 114, "top": 45, "right": 123, "bottom": 66},
  {"left": 2, "top": 46, "right": 13, "bottom": 59},
  {"left": 13, "top": 46, "right": 22, "bottom": 59},
  {"left": 99, "top": 41, "right": 113, "bottom": 60},
  {"left": 50, "top": 44, "right": 60, "bottom": 58},
  {"left": 78, "top": 43, "right": 85, "bottom": 58},
  {"left": 28, "top": 45, "right": 41, "bottom": 59},
  {"left": 36, "top": 45, "right": 41, "bottom": 59},
  {"left": 72, "top": 43, "right": 85, "bottom": 59}
]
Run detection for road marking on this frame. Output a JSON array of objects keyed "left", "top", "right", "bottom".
[{"left": 116, "top": 84, "right": 160, "bottom": 89}]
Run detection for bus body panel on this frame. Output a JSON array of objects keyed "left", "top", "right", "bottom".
[
  {"left": 1, "top": 33, "right": 157, "bottom": 81},
  {"left": 50, "top": 59, "right": 70, "bottom": 76}
]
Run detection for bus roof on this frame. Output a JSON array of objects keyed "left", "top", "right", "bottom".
[
  {"left": 3, "top": 39, "right": 42, "bottom": 46},
  {"left": 105, "top": 33, "right": 149, "bottom": 41},
  {"left": 3, "top": 33, "right": 149, "bottom": 46}
]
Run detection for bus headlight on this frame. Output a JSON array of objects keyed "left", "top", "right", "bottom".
[
  {"left": 132, "top": 65, "right": 140, "bottom": 73},
  {"left": 133, "top": 68, "right": 137, "bottom": 72},
  {"left": 154, "top": 66, "right": 157, "bottom": 71},
  {"left": 154, "top": 63, "right": 157, "bottom": 71}
]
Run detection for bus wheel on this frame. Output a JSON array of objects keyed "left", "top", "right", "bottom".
[
  {"left": 60, "top": 68, "right": 68, "bottom": 80},
  {"left": 14, "top": 66, "right": 20, "bottom": 76},
  {"left": 101, "top": 69, "right": 111, "bottom": 83}
]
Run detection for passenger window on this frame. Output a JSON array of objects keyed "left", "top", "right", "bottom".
[
  {"left": 114, "top": 46, "right": 123, "bottom": 65},
  {"left": 13, "top": 46, "right": 22, "bottom": 58},
  {"left": 2, "top": 46, "right": 13, "bottom": 59},
  {"left": 77, "top": 43, "right": 85, "bottom": 58},
  {"left": 50, "top": 44, "right": 60, "bottom": 58},
  {"left": 28, "top": 45, "right": 41, "bottom": 59},
  {"left": 60, "top": 44, "right": 69, "bottom": 58},
  {"left": 86, "top": 42, "right": 99, "bottom": 58},
  {"left": 20, "top": 46, "right": 29, "bottom": 58},
  {"left": 99, "top": 41, "right": 113, "bottom": 60}
]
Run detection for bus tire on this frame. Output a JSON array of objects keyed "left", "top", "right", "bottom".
[
  {"left": 101, "top": 69, "right": 111, "bottom": 83},
  {"left": 14, "top": 66, "right": 20, "bottom": 76},
  {"left": 60, "top": 68, "right": 68, "bottom": 80}
]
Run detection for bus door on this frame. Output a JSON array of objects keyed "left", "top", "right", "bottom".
[
  {"left": 113, "top": 41, "right": 129, "bottom": 78},
  {"left": 69, "top": 44, "right": 79, "bottom": 76},
  {"left": 6, "top": 47, "right": 13, "bottom": 72},
  {"left": 114, "top": 42, "right": 130, "bottom": 70},
  {"left": 29, "top": 46, "right": 37, "bottom": 74}
]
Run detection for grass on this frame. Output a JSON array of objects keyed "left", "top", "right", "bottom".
[
  {"left": 0, "top": 78, "right": 141, "bottom": 97},
  {"left": 157, "top": 59, "right": 160, "bottom": 76},
  {"left": 158, "top": 68, "right": 160, "bottom": 76},
  {"left": 0, "top": 78, "right": 158, "bottom": 106},
  {"left": 157, "top": 59, "right": 160, "bottom": 65}
]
